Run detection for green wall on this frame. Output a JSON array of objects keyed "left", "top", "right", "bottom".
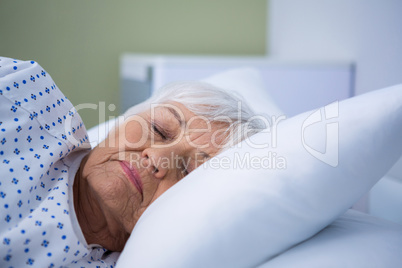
[{"left": 0, "top": 0, "right": 266, "bottom": 128}]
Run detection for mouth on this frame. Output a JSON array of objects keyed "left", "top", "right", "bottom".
[{"left": 120, "top": 161, "right": 143, "bottom": 197}]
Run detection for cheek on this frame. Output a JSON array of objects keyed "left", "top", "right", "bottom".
[
  {"left": 121, "top": 118, "right": 149, "bottom": 147},
  {"left": 92, "top": 174, "right": 127, "bottom": 202},
  {"left": 87, "top": 164, "right": 141, "bottom": 217}
]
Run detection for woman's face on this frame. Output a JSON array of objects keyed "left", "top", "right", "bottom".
[{"left": 80, "top": 102, "right": 226, "bottom": 236}]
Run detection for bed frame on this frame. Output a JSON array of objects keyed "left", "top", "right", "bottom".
[{"left": 120, "top": 54, "right": 354, "bottom": 117}]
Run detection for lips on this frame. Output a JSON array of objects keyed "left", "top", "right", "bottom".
[{"left": 120, "top": 161, "right": 143, "bottom": 196}]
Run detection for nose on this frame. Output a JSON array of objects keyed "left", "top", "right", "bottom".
[{"left": 141, "top": 147, "right": 178, "bottom": 180}]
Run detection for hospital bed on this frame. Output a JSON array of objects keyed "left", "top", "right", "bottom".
[{"left": 88, "top": 54, "right": 402, "bottom": 267}]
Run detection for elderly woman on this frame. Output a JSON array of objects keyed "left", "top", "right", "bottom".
[{"left": 0, "top": 57, "right": 262, "bottom": 267}]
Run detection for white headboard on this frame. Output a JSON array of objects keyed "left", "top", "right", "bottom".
[{"left": 120, "top": 54, "right": 354, "bottom": 117}]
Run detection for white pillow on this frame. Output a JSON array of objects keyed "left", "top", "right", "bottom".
[
  {"left": 116, "top": 84, "right": 402, "bottom": 268},
  {"left": 260, "top": 209, "right": 402, "bottom": 268},
  {"left": 202, "top": 67, "right": 283, "bottom": 116}
]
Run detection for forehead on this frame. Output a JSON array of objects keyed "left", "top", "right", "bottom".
[{"left": 149, "top": 101, "right": 193, "bottom": 120}]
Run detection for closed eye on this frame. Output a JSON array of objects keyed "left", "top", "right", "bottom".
[
  {"left": 151, "top": 122, "right": 167, "bottom": 140},
  {"left": 180, "top": 158, "right": 191, "bottom": 177},
  {"left": 181, "top": 167, "right": 189, "bottom": 176}
]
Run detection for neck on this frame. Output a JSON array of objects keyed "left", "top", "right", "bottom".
[{"left": 73, "top": 155, "right": 128, "bottom": 251}]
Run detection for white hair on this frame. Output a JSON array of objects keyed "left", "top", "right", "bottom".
[{"left": 143, "top": 81, "right": 265, "bottom": 149}]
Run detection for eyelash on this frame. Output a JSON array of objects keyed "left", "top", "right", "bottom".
[
  {"left": 151, "top": 123, "right": 167, "bottom": 140},
  {"left": 182, "top": 167, "right": 189, "bottom": 176},
  {"left": 181, "top": 157, "right": 190, "bottom": 176}
]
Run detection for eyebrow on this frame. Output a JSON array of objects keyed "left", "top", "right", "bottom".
[{"left": 165, "top": 107, "right": 185, "bottom": 128}]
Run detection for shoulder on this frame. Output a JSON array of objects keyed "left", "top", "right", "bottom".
[
  {"left": 0, "top": 57, "right": 39, "bottom": 81},
  {"left": 0, "top": 57, "right": 56, "bottom": 106},
  {"left": 0, "top": 56, "right": 90, "bottom": 155}
]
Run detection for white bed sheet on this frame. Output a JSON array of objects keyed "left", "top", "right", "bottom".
[{"left": 259, "top": 209, "right": 402, "bottom": 268}]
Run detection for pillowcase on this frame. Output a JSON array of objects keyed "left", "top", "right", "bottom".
[
  {"left": 87, "top": 119, "right": 115, "bottom": 148},
  {"left": 202, "top": 67, "right": 283, "bottom": 116},
  {"left": 116, "top": 84, "right": 402, "bottom": 268},
  {"left": 260, "top": 209, "right": 402, "bottom": 267}
]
